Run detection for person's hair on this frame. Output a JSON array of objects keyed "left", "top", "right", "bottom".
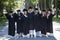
[
  {"left": 34, "top": 8, "right": 38, "bottom": 10},
  {"left": 23, "top": 9, "right": 28, "bottom": 12},
  {"left": 42, "top": 10, "right": 46, "bottom": 12},
  {"left": 48, "top": 8, "right": 52, "bottom": 12},
  {"left": 17, "top": 10, "right": 20, "bottom": 12},
  {"left": 9, "top": 11, "right": 13, "bottom": 13},
  {"left": 28, "top": 6, "right": 33, "bottom": 9}
]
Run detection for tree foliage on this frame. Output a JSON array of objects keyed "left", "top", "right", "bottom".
[{"left": 57, "top": 0, "right": 60, "bottom": 9}]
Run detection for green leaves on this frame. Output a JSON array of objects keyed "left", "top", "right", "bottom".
[{"left": 57, "top": 0, "right": 60, "bottom": 9}]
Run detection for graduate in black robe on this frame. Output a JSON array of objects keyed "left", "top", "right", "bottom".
[
  {"left": 33, "top": 8, "right": 42, "bottom": 37},
  {"left": 28, "top": 7, "right": 35, "bottom": 37},
  {"left": 28, "top": 7, "right": 34, "bottom": 30},
  {"left": 47, "top": 9, "right": 55, "bottom": 34},
  {"left": 41, "top": 10, "right": 48, "bottom": 37},
  {"left": 33, "top": 8, "right": 42, "bottom": 32},
  {"left": 5, "top": 11, "right": 15, "bottom": 36},
  {"left": 14, "top": 10, "right": 23, "bottom": 37},
  {"left": 22, "top": 9, "right": 30, "bottom": 37}
]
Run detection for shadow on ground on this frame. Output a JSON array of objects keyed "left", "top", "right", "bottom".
[{"left": 9, "top": 36, "right": 57, "bottom": 40}]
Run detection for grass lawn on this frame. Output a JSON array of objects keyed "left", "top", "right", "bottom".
[
  {"left": 0, "top": 19, "right": 7, "bottom": 26},
  {"left": 0, "top": 15, "right": 7, "bottom": 27},
  {"left": 53, "top": 15, "right": 60, "bottom": 23}
]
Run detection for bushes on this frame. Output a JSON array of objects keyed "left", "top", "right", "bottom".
[
  {"left": 0, "top": 14, "right": 7, "bottom": 26},
  {"left": 53, "top": 17, "right": 60, "bottom": 23}
]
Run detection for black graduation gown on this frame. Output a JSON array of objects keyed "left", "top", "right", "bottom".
[
  {"left": 28, "top": 12, "right": 34, "bottom": 30},
  {"left": 22, "top": 15, "right": 30, "bottom": 35},
  {"left": 14, "top": 13, "right": 23, "bottom": 34},
  {"left": 14, "top": 13, "right": 17, "bottom": 22},
  {"left": 47, "top": 14, "right": 54, "bottom": 33},
  {"left": 5, "top": 14, "right": 15, "bottom": 36},
  {"left": 33, "top": 13, "right": 42, "bottom": 32},
  {"left": 41, "top": 16, "right": 47, "bottom": 35}
]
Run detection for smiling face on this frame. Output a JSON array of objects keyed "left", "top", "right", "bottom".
[
  {"left": 23, "top": 11, "right": 27, "bottom": 15},
  {"left": 34, "top": 10, "right": 39, "bottom": 14},
  {"left": 48, "top": 11, "right": 52, "bottom": 14},
  {"left": 9, "top": 11, "right": 13, "bottom": 16},
  {"left": 9, "top": 13, "right": 13, "bottom": 16},
  {"left": 17, "top": 11, "right": 21, "bottom": 14},
  {"left": 42, "top": 11, "right": 46, "bottom": 16},
  {"left": 48, "top": 9, "right": 52, "bottom": 14},
  {"left": 28, "top": 9, "right": 33, "bottom": 13}
]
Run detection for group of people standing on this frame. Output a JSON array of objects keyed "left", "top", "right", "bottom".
[{"left": 5, "top": 7, "right": 55, "bottom": 38}]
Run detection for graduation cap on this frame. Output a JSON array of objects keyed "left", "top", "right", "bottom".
[
  {"left": 48, "top": 9, "right": 52, "bottom": 12},
  {"left": 9, "top": 11, "right": 13, "bottom": 13},
  {"left": 28, "top": 6, "right": 33, "bottom": 9},
  {"left": 17, "top": 10, "right": 20, "bottom": 12},
  {"left": 42, "top": 10, "right": 46, "bottom": 12},
  {"left": 23, "top": 9, "right": 28, "bottom": 12},
  {"left": 42, "top": 10, "right": 46, "bottom": 14},
  {"left": 34, "top": 8, "right": 38, "bottom": 10}
]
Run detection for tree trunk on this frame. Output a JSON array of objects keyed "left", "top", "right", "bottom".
[
  {"left": 54, "top": 0, "right": 58, "bottom": 18},
  {"left": 25, "top": 0, "right": 33, "bottom": 9},
  {"left": 38, "top": 0, "right": 42, "bottom": 10},
  {"left": 0, "top": 1, "right": 3, "bottom": 17},
  {"left": 38, "top": 0, "right": 46, "bottom": 10}
]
